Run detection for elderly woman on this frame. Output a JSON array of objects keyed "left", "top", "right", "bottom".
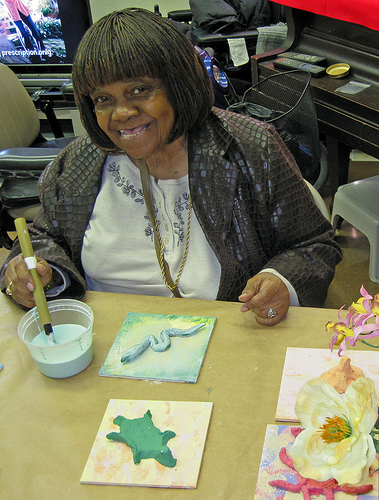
[{"left": 0, "top": 8, "right": 342, "bottom": 325}]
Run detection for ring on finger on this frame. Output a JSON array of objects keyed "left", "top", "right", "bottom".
[
  {"left": 267, "top": 307, "right": 277, "bottom": 318},
  {"left": 5, "top": 281, "right": 14, "bottom": 296}
]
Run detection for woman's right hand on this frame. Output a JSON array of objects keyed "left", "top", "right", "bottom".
[{"left": 4, "top": 255, "right": 52, "bottom": 308}]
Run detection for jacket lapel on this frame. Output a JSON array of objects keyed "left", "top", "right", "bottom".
[{"left": 188, "top": 110, "right": 240, "bottom": 240}]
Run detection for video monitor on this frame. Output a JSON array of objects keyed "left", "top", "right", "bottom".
[{"left": 0, "top": 0, "right": 92, "bottom": 73}]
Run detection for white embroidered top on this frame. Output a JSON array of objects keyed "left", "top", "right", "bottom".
[
  {"left": 81, "top": 154, "right": 299, "bottom": 305},
  {"left": 81, "top": 155, "right": 222, "bottom": 299}
]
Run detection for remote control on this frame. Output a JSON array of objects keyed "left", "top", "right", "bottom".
[
  {"left": 279, "top": 52, "right": 327, "bottom": 66},
  {"left": 273, "top": 58, "right": 326, "bottom": 77}
]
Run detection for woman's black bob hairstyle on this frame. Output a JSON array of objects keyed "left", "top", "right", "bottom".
[{"left": 72, "top": 8, "right": 215, "bottom": 152}]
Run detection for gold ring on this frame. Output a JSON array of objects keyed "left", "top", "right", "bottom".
[{"left": 5, "top": 281, "right": 14, "bottom": 296}]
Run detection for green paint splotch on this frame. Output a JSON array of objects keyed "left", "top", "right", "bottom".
[{"left": 106, "top": 410, "right": 177, "bottom": 467}]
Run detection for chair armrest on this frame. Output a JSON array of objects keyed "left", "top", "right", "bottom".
[
  {"left": 197, "top": 30, "right": 259, "bottom": 46},
  {"left": 250, "top": 47, "right": 289, "bottom": 85},
  {"left": 62, "top": 79, "right": 75, "bottom": 102},
  {"left": 167, "top": 10, "right": 192, "bottom": 22},
  {"left": 0, "top": 148, "right": 60, "bottom": 176}
]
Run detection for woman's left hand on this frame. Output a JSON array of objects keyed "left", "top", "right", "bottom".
[{"left": 238, "top": 272, "right": 290, "bottom": 326}]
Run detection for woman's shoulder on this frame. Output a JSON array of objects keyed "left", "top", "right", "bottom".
[
  {"left": 212, "top": 106, "right": 271, "bottom": 131},
  {"left": 209, "top": 106, "right": 276, "bottom": 148},
  {"left": 56, "top": 135, "right": 106, "bottom": 164},
  {"left": 190, "top": 107, "right": 276, "bottom": 159},
  {"left": 39, "top": 135, "right": 107, "bottom": 189},
  {"left": 49, "top": 136, "right": 105, "bottom": 172}
]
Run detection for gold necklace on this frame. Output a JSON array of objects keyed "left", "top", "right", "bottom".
[
  {"left": 154, "top": 197, "right": 192, "bottom": 294},
  {"left": 137, "top": 158, "right": 191, "bottom": 297}
]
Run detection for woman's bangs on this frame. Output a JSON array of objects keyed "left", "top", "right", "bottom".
[{"left": 80, "top": 41, "right": 163, "bottom": 94}]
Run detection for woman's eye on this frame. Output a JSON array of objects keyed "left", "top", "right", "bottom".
[
  {"left": 132, "top": 86, "right": 150, "bottom": 96},
  {"left": 93, "top": 96, "right": 108, "bottom": 105}
]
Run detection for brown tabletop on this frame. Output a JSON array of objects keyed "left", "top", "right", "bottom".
[{"left": 0, "top": 291, "right": 350, "bottom": 499}]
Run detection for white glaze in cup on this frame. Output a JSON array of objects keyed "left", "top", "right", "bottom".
[{"left": 18, "top": 299, "right": 94, "bottom": 378}]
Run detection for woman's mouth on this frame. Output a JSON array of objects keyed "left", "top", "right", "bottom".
[{"left": 119, "top": 124, "right": 148, "bottom": 138}]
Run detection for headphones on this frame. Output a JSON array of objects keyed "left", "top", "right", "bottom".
[{"left": 196, "top": 47, "right": 237, "bottom": 109}]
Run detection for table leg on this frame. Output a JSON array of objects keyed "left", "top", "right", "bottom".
[{"left": 326, "top": 136, "right": 351, "bottom": 199}]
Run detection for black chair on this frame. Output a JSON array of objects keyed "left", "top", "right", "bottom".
[
  {"left": 165, "top": 7, "right": 326, "bottom": 190},
  {"left": 0, "top": 63, "right": 74, "bottom": 248},
  {"left": 168, "top": 1, "right": 286, "bottom": 82},
  {"left": 228, "top": 70, "right": 328, "bottom": 189}
]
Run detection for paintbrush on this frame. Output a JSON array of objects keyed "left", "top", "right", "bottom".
[{"left": 15, "top": 218, "right": 56, "bottom": 344}]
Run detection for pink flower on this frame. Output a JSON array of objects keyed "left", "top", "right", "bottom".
[{"left": 327, "top": 286, "right": 379, "bottom": 355}]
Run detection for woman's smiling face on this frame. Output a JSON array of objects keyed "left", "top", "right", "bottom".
[{"left": 90, "top": 77, "right": 175, "bottom": 160}]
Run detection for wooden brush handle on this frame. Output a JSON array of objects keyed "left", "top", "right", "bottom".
[{"left": 15, "top": 218, "right": 52, "bottom": 328}]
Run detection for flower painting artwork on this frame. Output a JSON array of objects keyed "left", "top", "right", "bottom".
[
  {"left": 327, "top": 285, "right": 379, "bottom": 355},
  {"left": 254, "top": 424, "right": 379, "bottom": 500},
  {"left": 289, "top": 377, "right": 378, "bottom": 485},
  {"left": 255, "top": 377, "right": 379, "bottom": 498},
  {"left": 275, "top": 348, "right": 379, "bottom": 422},
  {"left": 255, "top": 285, "right": 379, "bottom": 499}
]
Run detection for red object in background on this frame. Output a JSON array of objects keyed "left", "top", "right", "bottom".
[{"left": 273, "top": 0, "right": 379, "bottom": 31}]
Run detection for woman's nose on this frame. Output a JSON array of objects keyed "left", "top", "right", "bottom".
[{"left": 111, "top": 99, "right": 139, "bottom": 121}]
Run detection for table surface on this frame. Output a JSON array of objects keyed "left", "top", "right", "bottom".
[{"left": 0, "top": 291, "right": 358, "bottom": 499}]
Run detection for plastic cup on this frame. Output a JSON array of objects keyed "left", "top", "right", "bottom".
[{"left": 18, "top": 299, "right": 94, "bottom": 378}]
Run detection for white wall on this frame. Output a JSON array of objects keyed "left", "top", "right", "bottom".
[{"left": 89, "top": 0, "right": 190, "bottom": 22}]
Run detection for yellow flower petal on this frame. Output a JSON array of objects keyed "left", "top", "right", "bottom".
[
  {"left": 325, "top": 321, "right": 335, "bottom": 331},
  {"left": 335, "top": 324, "right": 354, "bottom": 337},
  {"left": 351, "top": 297, "right": 366, "bottom": 314},
  {"left": 325, "top": 321, "right": 354, "bottom": 337}
]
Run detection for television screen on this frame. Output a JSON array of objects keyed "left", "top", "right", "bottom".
[{"left": 0, "top": 0, "right": 92, "bottom": 69}]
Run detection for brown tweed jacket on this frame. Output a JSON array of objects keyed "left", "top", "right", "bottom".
[{"left": 1, "top": 108, "right": 342, "bottom": 306}]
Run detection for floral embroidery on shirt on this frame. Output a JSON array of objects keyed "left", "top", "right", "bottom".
[
  {"left": 107, "top": 162, "right": 144, "bottom": 203},
  {"left": 107, "top": 161, "right": 189, "bottom": 245},
  {"left": 144, "top": 213, "right": 155, "bottom": 241}
]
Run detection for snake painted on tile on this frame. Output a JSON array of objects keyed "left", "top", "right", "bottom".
[{"left": 120, "top": 322, "right": 206, "bottom": 363}]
